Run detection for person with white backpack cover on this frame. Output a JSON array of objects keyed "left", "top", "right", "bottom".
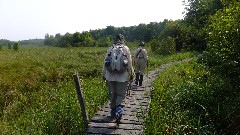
[{"left": 102, "top": 34, "right": 134, "bottom": 121}]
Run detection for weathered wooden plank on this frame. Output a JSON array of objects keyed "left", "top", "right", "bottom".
[
  {"left": 88, "top": 122, "right": 143, "bottom": 130},
  {"left": 86, "top": 127, "right": 116, "bottom": 134},
  {"left": 90, "top": 116, "right": 116, "bottom": 123},
  {"left": 90, "top": 115, "right": 143, "bottom": 124},
  {"left": 86, "top": 127, "right": 143, "bottom": 135}
]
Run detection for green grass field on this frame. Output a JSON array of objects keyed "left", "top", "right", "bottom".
[{"left": 0, "top": 45, "right": 196, "bottom": 134}]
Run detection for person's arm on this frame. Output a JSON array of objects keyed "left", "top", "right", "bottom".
[
  {"left": 102, "top": 58, "right": 106, "bottom": 81},
  {"left": 133, "top": 49, "right": 138, "bottom": 66},
  {"left": 125, "top": 46, "right": 134, "bottom": 81},
  {"left": 133, "top": 49, "right": 138, "bottom": 59},
  {"left": 102, "top": 48, "right": 111, "bottom": 80},
  {"left": 143, "top": 49, "right": 148, "bottom": 61}
]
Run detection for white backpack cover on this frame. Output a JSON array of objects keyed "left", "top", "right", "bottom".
[{"left": 105, "top": 43, "right": 128, "bottom": 73}]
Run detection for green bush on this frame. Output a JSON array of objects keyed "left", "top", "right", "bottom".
[
  {"left": 13, "top": 43, "right": 19, "bottom": 51},
  {"left": 149, "top": 36, "right": 176, "bottom": 56},
  {"left": 204, "top": 2, "right": 240, "bottom": 84}
]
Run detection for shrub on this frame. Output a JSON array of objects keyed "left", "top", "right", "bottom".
[
  {"left": 149, "top": 36, "right": 176, "bottom": 56},
  {"left": 13, "top": 43, "right": 19, "bottom": 51},
  {"left": 203, "top": 2, "right": 240, "bottom": 84}
]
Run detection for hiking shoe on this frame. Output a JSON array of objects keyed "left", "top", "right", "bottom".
[{"left": 115, "top": 105, "right": 123, "bottom": 120}]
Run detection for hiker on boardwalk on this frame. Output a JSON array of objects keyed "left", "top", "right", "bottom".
[
  {"left": 134, "top": 42, "right": 148, "bottom": 86},
  {"left": 102, "top": 34, "right": 134, "bottom": 120}
]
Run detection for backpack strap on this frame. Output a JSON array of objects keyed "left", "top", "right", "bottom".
[{"left": 136, "top": 49, "right": 142, "bottom": 58}]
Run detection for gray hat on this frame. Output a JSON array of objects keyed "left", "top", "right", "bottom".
[{"left": 139, "top": 42, "right": 145, "bottom": 46}]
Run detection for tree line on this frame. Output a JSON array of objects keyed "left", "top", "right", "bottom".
[
  {"left": 44, "top": 19, "right": 206, "bottom": 55},
  {"left": 0, "top": 39, "right": 44, "bottom": 46},
  {"left": 0, "top": 39, "right": 14, "bottom": 46}
]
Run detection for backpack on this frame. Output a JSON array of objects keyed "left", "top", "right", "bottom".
[{"left": 104, "top": 43, "right": 128, "bottom": 73}]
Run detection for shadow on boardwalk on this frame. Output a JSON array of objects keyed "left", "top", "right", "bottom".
[{"left": 86, "top": 59, "right": 192, "bottom": 135}]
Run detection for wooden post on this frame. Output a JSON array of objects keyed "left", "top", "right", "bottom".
[{"left": 73, "top": 72, "right": 88, "bottom": 124}]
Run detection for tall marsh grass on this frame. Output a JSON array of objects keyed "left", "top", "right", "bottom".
[{"left": 0, "top": 46, "right": 108, "bottom": 134}]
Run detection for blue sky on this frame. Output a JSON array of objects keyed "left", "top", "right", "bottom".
[{"left": 0, "top": 0, "right": 185, "bottom": 41}]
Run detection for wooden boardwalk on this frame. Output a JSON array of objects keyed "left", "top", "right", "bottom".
[
  {"left": 85, "top": 69, "right": 159, "bottom": 135},
  {"left": 85, "top": 60, "right": 191, "bottom": 134}
]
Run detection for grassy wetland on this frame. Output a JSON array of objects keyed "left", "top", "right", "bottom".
[
  {"left": 1, "top": 45, "right": 238, "bottom": 134},
  {"left": 0, "top": 45, "right": 195, "bottom": 134}
]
